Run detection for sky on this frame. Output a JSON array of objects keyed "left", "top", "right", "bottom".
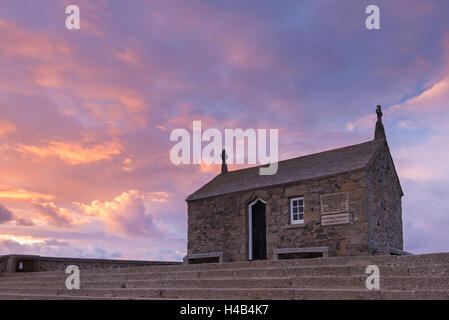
[{"left": 0, "top": 0, "right": 448, "bottom": 261}]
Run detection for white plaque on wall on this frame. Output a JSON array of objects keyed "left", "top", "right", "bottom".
[
  {"left": 321, "top": 213, "right": 350, "bottom": 226},
  {"left": 320, "top": 192, "right": 349, "bottom": 215}
]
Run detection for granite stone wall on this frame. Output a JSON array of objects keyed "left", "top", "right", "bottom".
[
  {"left": 38, "top": 257, "right": 181, "bottom": 272},
  {"left": 0, "top": 255, "right": 181, "bottom": 273},
  {"left": 187, "top": 168, "right": 372, "bottom": 262},
  {"left": 366, "top": 141, "right": 404, "bottom": 253}
]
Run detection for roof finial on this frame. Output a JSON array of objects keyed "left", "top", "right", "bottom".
[
  {"left": 374, "top": 105, "right": 386, "bottom": 139},
  {"left": 376, "top": 105, "right": 383, "bottom": 122},
  {"left": 221, "top": 149, "right": 228, "bottom": 174}
]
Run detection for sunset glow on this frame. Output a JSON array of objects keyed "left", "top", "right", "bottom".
[{"left": 1, "top": 0, "right": 449, "bottom": 260}]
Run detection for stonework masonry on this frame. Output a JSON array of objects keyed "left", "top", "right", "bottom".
[
  {"left": 188, "top": 168, "right": 375, "bottom": 261},
  {"left": 0, "top": 254, "right": 180, "bottom": 274},
  {"left": 186, "top": 111, "right": 405, "bottom": 262},
  {"left": 366, "top": 141, "right": 403, "bottom": 253}
]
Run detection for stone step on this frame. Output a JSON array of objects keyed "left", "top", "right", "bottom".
[
  {"left": 2, "top": 264, "right": 449, "bottom": 284},
  {"left": 2, "top": 253, "right": 448, "bottom": 300},
  {"left": 4, "top": 253, "right": 449, "bottom": 278},
  {"left": 0, "top": 287, "right": 448, "bottom": 300},
  {"left": 147, "top": 252, "right": 449, "bottom": 271},
  {"left": 1, "top": 276, "right": 449, "bottom": 290},
  {"left": 0, "top": 293, "right": 143, "bottom": 300}
]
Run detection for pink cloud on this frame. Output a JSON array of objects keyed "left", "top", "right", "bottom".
[
  {"left": 0, "top": 19, "right": 72, "bottom": 61},
  {"left": 80, "top": 190, "right": 165, "bottom": 238},
  {"left": 396, "top": 135, "right": 449, "bottom": 181},
  {"left": 0, "top": 119, "right": 16, "bottom": 137},
  {"left": 33, "top": 202, "right": 74, "bottom": 228}
]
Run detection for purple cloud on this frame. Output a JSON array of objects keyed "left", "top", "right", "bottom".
[{"left": 0, "top": 204, "right": 13, "bottom": 224}]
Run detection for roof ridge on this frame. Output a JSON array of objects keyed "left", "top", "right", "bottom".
[
  {"left": 224, "top": 139, "right": 381, "bottom": 175},
  {"left": 186, "top": 138, "right": 384, "bottom": 201}
]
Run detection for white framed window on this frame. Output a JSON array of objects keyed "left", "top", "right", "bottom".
[{"left": 290, "top": 197, "right": 304, "bottom": 224}]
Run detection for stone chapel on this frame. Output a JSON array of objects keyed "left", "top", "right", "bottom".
[{"left": 184, "top": 106, "right": 404, "bottom": 263}]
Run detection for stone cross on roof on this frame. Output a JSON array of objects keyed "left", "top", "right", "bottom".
[
  {"left": 376, "top": 105, "right": 383, "bottom": 122},
  {"left": 374, "top": 105, "right": 386, "bottom": 140},
  {"left": 221, "top": 149, "right": 228, "bottom": 174}
]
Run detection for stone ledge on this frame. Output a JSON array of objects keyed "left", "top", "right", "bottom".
[
  {"left": 390, "top": 247, "right": 412, "bottom": 255},
  {"left": 374, "top": 246, "right": 412, "bottom": 256},
  {"left": 283, "top": 223, "right": 306, "bottom": 230},
  {"left": 1, "top": 254, "right": 181, "bottom": 273},
  {"left": 183, "top": 251, "right": 231, "bottom": 264},
  {"left": 273, "top": 246, "right": 335, "bottom": 260}
]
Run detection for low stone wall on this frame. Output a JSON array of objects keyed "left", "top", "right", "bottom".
[
  {"left": 0, "top": 255, "right": 8, "bottom": 273},
  {"left": 38, "top": 256, "right": 181, "bottom": 272},
  {"left": 0, "top": 254, "right": 181, "bottom": 273}
]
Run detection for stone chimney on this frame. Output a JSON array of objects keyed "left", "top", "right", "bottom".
[
  {"left": 221, "top": 149, "right": 228, "bottom": 174},
  {"left": 374, "top": 105, "right": 386, "bottom": 140}
]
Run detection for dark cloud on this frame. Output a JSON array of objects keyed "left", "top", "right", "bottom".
[
  {"left": 0, "top": 204, "right": 13, "bottom": 224},
  {"left": 33, "top": 202, "right": 73, "bottom": 228},
  {"left": 15, "top": 217, "right": 35, "bottom": 226},
  {"left": 0, "top": 204, "right": 34, "bottom": 226}
]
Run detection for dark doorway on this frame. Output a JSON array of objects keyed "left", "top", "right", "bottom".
[
  {"left": 251, "top": 200, "right": 266, "bottom": 260},
  {"left": 15, "top": 259, "right": 38, "bottom": 272}
]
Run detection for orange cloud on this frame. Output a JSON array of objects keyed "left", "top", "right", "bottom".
[
  {"left": 145, "top": 191, "right": 170, "bottom": 203},
  {"left": 0, "top": 119, "right": 16, "bottom": 137},
  {"left": 17, "top": 140, "right": 122, "bottom": 165},
  {"left": 0, "top": 185, "right": 55, "bottom": 201},
  {"left": 200, "top": 162, "right": 220, "bottom": 174},
  {"left": 397, "top": 77, "right": 449, "bottom": 113}
]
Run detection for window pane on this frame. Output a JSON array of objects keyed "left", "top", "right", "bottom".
[
  {"left": 298, "top": 199, "right": 303, "bottom": 206},
  {"left": 293, "top": 214, "right": 299, "bottom": 221},
  {"left": 298, "top": 205, "right": 304, "bottom": 213},
  {"left": 293, "top": 207, "right": 298, "bottom": 214},
  {"left": 292, "top": 200, "right": 298, "bottom": 206},
  {"left": 298, "top": 213, "right": 304, "bottom": 220}
]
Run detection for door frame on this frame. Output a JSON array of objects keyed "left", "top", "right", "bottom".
[{"left": 248, "top": 198, "right": 266, "bottom": 260}]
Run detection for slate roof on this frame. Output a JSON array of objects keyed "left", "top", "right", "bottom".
[{"left": 186, "top": 139, "right": 385, "bottom": 201}]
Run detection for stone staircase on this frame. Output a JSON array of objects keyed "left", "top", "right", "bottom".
[{"left": 0, "top": 253, "right": 448, "bottom": 300}]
